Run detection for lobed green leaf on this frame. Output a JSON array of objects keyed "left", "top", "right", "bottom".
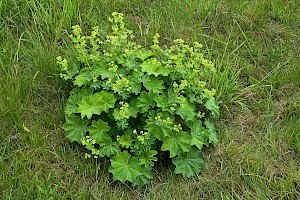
[
  {"left": 141, "top": 58, "right": 171, "bottom": 77},
  {"left": 136, "top": 91, "right": 156, "bottom": 112},
  {"left": 64, "top": 114, "right": 89, "bottom": 143},
  {"left": 161, "top": 131, "right": 191, "bottom": 158},
  {"left": 88, "top": 119, "right": 110, "bottom": 144},
  {"left": 172, "top": 147, "right": 204, "bottom": 179},
  {"left": 108, "top": 151, "right": 143, "bottom": 183}
]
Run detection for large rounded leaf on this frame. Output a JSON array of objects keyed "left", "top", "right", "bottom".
[
  {"left": 108, "top": 151, "right": 143, "bottom": 183},
  {"left": 76, "top": 91, "right": 116, "bottom": 119},
  {"left": 64, "top": 114, "right": 89, "bottom": 143},
  {"left": 172, "top": 148, "right": 204, "bottom": 179}
]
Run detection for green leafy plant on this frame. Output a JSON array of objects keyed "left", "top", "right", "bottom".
[{"left": 57, "top": 12, "right": 219, "bottom": 186}]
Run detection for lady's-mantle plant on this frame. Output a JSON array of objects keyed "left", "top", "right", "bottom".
[{"left": 57, "top": 12, "right": 219, "bottom": 186}]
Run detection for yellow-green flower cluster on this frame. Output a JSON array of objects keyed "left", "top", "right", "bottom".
[
  {"left": 81, "top": 136, "right": 100, "bottom": 159},
  {"left": 172, "top": 80, "right": 191, "bottom": 94},
  {"left": 88, "top": 26, "right": 101, "bottom": 53},
  {"left": 109, "top": 12, "right": 125, "bottom": 33},
  {"left": 195, "top": 80, "right": 207, "bottom": 92},
  {"left": 196, "top": 111, "right": 205, "bottom": 119},
  {"left": 57, "top": 56, "right": 77, "bottom": 81},
  {"left": 170, "top": 103, "right": 177, "bottom": 112},
  {"left": 201, "top": 59, "right": 216, "bottom": 72},
  {"left": 56, "top": 56, "right": 68, "bottom": 71},
  {"left": 117, "top": 102, "right": 130, "bottom": 120},
  {"left": 106, "top": 35, "right": 120, "bottom": 45},
  {"left": 179, "top": 80, "right": 189, "bottom": 90},
  {"left": 178, "top": 96, "right": 187, "bottom": 109},
  {"left": 151, "top": 33, "right": 161, "bottom": 51},
  {"left": 108, "top": 62, "right": 118, "bottom": 72},
  {"left": 173, "top": 39, "right": 193, "bottom": 54},
  {"left": 137, "top": 131, "right": 149, "bottom": 143},
  {"left": 70, "top": 25, "right": 88, "bottom": 63},
  {"left": 112, "top": 75, "right": 131, "bottom": 94},
  {"left": 203, "top": 88, "right": 216, "bottom": 97},
  {"left": 154, "top": 115, "right": 173, "bottom": 126},
  {"left": 193, "top": 41, "right": 203, "bottom": 49},
  {"left": 173, "top": 123, "right": 183, "bottom": 132},
  {"left": 102, "top": 49, "right": 113, "bottom": 57}
]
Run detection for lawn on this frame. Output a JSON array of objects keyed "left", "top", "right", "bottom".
[{"left": 1, "top": 0, "right": 299, "bottom": 199}]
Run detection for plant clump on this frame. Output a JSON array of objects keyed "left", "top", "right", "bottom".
[{"left": 57, "top": 12, "right": 220, "bottom": 186}]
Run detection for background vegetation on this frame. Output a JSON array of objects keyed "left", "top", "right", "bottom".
[{"left": 1, "top": 0, "right": 299, "bottom": 199}]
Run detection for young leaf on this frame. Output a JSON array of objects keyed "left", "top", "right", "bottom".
[
  {"left": 176, "top": 97, "right": 196, "bottom": 122},
  {"left": 154, "top": 94, "right": 169, "bottom": 110},
  {"left": 64, "top": 95, "right": 80, "bottom": 116},
  {"left": 161, "top": 131, "right": 191, "bottom": 158},
  {"left": 128, "top": 99, "right": 140, "bottom": 117},
  {"left": 94, "top": 91, "right": 117, "bottom": 113},
  {"left": 137, "top": 147, "right": 158, "bottom": 168},
  {"left": 137, "top": 91, "right": 156, "bottom": 112},
  {"left": 117, "top": 135, "right": 133, "bottom": 149},
  {"left": 167, "top": 89, "right": 179, "bottom": 106},
  {"left": 144, "top": 114, "right": 174, "bottom": 141},
  {"left": 64, "top": 114, "right": 89, "bottom": 143},
  {"left": 93, "top": 62, "right": 115, "bottom": 79},
  {"left": 134, "top": 49, "right": 154, "bottom": 61},
  {"left": 115, "top": 55, "right": 125, "bottom": 64},
  {"left": 108, "top": 151, "right": 143, "bottom": 183},
  {"left": 77, "top": 91, "right": 117, "bottom": 119},
  {"left": 129, "top": 75, "right": 142, "bottom": 95},
  {"left": 205, "top": 97, "right": 220, "bottom": 117},
  {"left": 141, "top": 58, "right": 170, "bottom": 77},
  {"left": 88, "top": 120, "right": 110, "bottom": 144},
  {"left": 172, "top": 147, "right": 204, "bottom": 179},
  {"left": 99, "top": 138, "right": 120, "bottom": 157},
  {"left": 123, "top": 58, "right": 140, "bottom": 70},
  {"left": 70, "top": 87, "right": 93, "bottom": 98},
  {"left": 74, "top": 73, "right": 91, "bottom": 87},
  {"left": 190, "top": 121, "right": 209, "bottom": 150},
  {"left": 204, "top": 120, "right": 218, "bottom": 145},
  {"left": 143, "top": 76, "right": 165, "bottom": 94},
  {"left": 132, "top": 167, "right": 154, "bottom": 187},
  {"left": 76, "top": 95, "right": 103, "bottom": 119}
]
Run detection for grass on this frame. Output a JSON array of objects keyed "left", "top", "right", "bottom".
[{"left": 1, "top": 0, "right": 299, "bottom": 199}]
